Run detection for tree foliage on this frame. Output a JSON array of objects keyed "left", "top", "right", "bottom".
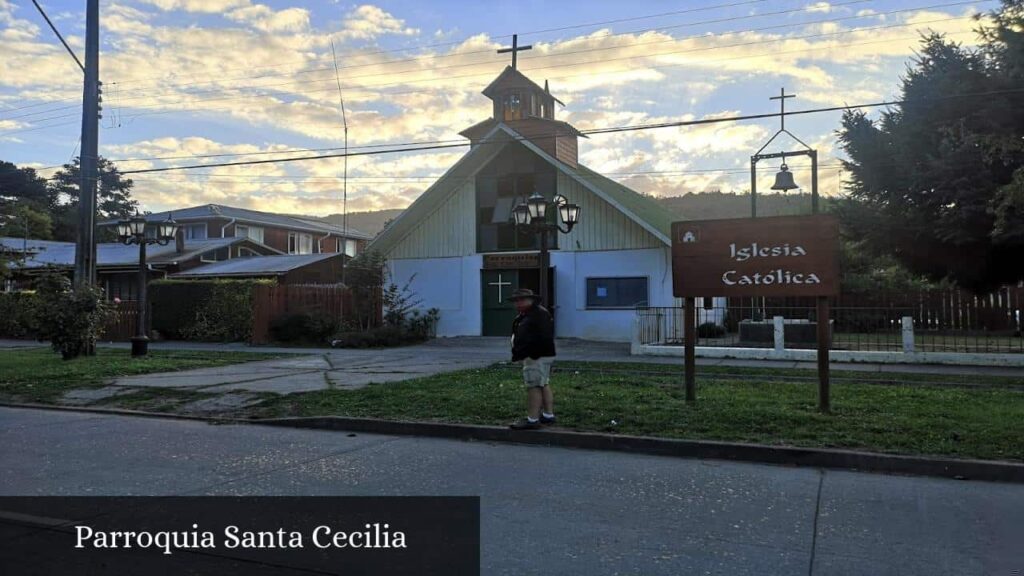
[
  {"left": 48, "top": 156, "right": 138, "bottom": 241},
  {"left": 837, "top": 1, "right": 1024, "bottom": 291},
  {"left": 0, "top": 156, "right": 137, "bottom": 243}
]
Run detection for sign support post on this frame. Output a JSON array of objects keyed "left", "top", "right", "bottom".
[
  {"left": 684, "top": 296, "right": 696, "bottom": 403},
  {"left": 816, "top": 296, "right": 830, "bottom": 413}
]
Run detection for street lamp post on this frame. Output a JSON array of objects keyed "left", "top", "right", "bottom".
[
  {"left": 512, "top": 191, "right": 580, "bottom": 308},
  {"left": 116, "top": 212, "right": 178, "bottom": 357}
]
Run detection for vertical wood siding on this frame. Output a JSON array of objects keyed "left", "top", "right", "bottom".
[
  {"left": 386, "top": 165, "right": 662, "bottom": 259},
  {"left": 557, "top": 172, "right": 663, "bottom": 251},
  {"left": 388, "top": 180, "right": 477, "bottom": 259}
]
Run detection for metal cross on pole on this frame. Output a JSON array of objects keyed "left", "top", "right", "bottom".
[
  {"left": 769, "top": 87, "right": 795, "bottom": 131},
  {"left": 497, "top": 34, "right": 532, "bottom": 70}
]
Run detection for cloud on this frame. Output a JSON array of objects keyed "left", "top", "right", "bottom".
[
  {"left": 335, "top": 5, "right": 419, "bottom": 41},
  {"left": 138, "top": 0, "right": 250, "bottom": 13},
  {"left": 2, "top": 2, "right": 990, "bottom": 212},
  {"left": 226, "top": 4, "right": 310, "bottom": 33}
]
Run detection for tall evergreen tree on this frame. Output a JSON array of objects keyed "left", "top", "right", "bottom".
[
  {"left": 48, "top": 156, "right": 138, "bottom": 242},
  {"left": 837, "top": 0, "right": 1024, "bottom": 291}
]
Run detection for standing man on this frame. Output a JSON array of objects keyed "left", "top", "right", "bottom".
[{"left": 508, "top": 289, "right": 557, "bottom": 430}]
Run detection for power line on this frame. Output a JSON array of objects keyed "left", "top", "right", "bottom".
[
  {"left": 30, "top": 0, "right": 84, "bottom": 73},
  {"left": 112, "top": 0, "right": 774, "bottom": 90},
  {"left": 97, "top": 12, "right": 980, "bottom": 126},
  {"left": 78, "top": 0, "right": 889, "bottom": 109},
  {"left": 116, "top": 88, "right": 1024, "bottom": 175},
  {"left": 0, "top": 0, "right": 773, "bottom": 117}
]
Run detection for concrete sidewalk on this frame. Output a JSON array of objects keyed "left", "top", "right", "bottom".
[{"left": 1, "top": 406, "right": 1021, "bottom": 575}]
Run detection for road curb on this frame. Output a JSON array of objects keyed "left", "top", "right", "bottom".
[
  {"left": 258, "top": 415, "right": 1024, "bottom": 484},
  {"left": 3, "top": 403, "right": 1022, "bottom": 483}
]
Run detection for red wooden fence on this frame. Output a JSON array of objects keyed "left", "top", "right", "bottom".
[
  {"left": 251, "top": 284, "right": 360, "bottom": 345},
  {"left": 102, "top": 301, "right": 139, "bottom": 342}
]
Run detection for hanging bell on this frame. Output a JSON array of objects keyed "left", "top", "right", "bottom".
[{"left": 771, "top": 162, "right": 798, "bottom": 191}]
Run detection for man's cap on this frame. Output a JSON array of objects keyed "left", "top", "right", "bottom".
[{"left": 507, "top": 288, "right": 541, "bottom": 302}]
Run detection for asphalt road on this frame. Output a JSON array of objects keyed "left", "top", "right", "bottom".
[{"left": 1, "top": 407, "right": 1021, "bottom": 575}]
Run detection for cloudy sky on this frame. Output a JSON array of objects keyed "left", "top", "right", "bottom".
[{"left": 0, "top": 0, "right": 995, "bottom": 215}]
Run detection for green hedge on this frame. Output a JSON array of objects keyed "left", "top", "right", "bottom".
[
  {"left": 0, "top": 292, "right": 40, "bottom": 338},
  {"left": 150, "top": 279, "right": 274, "bottom": 342}
]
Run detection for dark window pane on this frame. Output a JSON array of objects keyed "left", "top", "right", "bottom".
[{"left": 586, "top": 277, "right": 649, "bottom": 308}]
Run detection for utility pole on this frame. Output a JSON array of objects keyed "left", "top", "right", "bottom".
[{"left": 74, "top": 0, "right": 100, "bottom": 286}]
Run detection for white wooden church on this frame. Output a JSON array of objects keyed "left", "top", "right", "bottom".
[{"left": 370, "top": 64, "right": 678, "bottom": 341}]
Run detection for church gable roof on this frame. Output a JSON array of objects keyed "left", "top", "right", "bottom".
[
  {"left": 369, "top": 124, "right": 512, "bottom": 255},
  {"left": 370, "top": 123, "right": 673, "bottom": 255}
]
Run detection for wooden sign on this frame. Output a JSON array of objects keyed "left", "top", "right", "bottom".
[
  {"left": 483, "top": 253, "right": 540, "bottom": 269},
  {"left": 672, "top": 214, "right": 840, "bottom": 298}
]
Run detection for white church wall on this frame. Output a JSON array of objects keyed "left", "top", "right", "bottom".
[
  {"left": 550, "top": 247, "right": 674, "bottom": 342},
  {"left": 389, "top": 255, "right": 482, "bottom": 337}
]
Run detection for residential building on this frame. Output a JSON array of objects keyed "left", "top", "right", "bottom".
[{"left": 125, "top": 204, "right": 374, "bottom": 257}]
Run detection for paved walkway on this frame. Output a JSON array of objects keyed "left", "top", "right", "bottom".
[
  {"left": 1, "top": 338, "right": 1020, "bottom": 398},
  {"left": 1, "top": 407, "right": 1020, "bottom": 575}
]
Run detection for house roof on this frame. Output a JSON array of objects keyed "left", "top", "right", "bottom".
[
  {"left": 169, "top": 253, "right": 341, "bottom": 278},
  {"left": 369, "top": 122, "right": 673, "bottom": 253},
  {"left": 102, "top": 204, "right": 374, "bottom": 240},
  {"left": 1, "top": 236, "right": 279, "bottom": 270}
]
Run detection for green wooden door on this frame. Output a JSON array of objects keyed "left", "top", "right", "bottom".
[{"left": 481, "top": 270, "right": 520, "bottom": 336}]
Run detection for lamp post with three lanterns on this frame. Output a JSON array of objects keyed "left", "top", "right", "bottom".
[
  {"left": 116, "top": 212, "right": 179, "bottom": 357},
  {"left": 511, "top": 191, "right": 581, "bottom": 308}
]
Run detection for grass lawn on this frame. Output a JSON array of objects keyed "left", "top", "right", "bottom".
[
  {"left": 254, "top": 362, "right": 1024, "bottom": 462},
  {"left": 0, "top": 347, "right": 283, "bottom": 403}
]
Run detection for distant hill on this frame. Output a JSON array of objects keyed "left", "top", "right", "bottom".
[
  {"left": 303, "top": 192, "right": 833, "bottom": 237},
  {"left": 315, "top": 209, "right": 405, "bottom": 237},
  {"left": 656, "top": 191, "right": 835, "bottom": 221}
]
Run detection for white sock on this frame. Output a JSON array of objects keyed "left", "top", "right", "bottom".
[
  {"left": 526, "top": 416, "right": 539, "bottom": 423},
  {"left": 542, "top": 412, "right": 555, "bottom": 419}
]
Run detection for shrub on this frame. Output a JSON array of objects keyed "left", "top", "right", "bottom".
[
  {"left": 270, "top": 313, "right": 338, "bottom": 344},
  {"left": 331, "top": 326, "right": 427, "bottom": 348},
  {"left": 0, "top": 292, "right": 40, "bottom": 338},
  {"left": 696, "top": 322, "right": 726, "bottom": 338},
  {"left": 33, "top": 273, "right": 112, "bottom": 359},
  {"left": 151, "top": 279, "right": 272, "bottom": 342}
]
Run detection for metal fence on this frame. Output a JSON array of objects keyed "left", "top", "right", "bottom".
[{"left": 636, "top": 301, "right": 1024, "bottom": 354}]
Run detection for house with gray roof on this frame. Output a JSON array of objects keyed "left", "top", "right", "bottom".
[
  {"left": 1, "top": 235, "right": 280, "bottom": 299},
  {"left": 106, "top": 204, "right": 373, "bottom": 258}
]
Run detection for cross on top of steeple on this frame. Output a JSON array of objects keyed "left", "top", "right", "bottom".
[{"left": 497, "top": 34, "right": 532, "bottom": 70}]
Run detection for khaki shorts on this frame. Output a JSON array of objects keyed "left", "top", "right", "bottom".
[{"left": 521, "top": 357, "right": 554, "bottom": 388}]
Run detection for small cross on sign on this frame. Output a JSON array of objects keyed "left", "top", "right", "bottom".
[{"left": 497, "top": 34, "right": 532, "bottom": 70}]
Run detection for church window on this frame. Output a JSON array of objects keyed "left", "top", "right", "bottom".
[{"left": 503, "top": 91, "right": 523, "bottom": 121}]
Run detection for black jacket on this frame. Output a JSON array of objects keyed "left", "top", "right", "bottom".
[{"left": 511, "top": 305, "right": 556, "bottom": 361}]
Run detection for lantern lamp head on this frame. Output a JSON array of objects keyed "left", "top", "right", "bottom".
[
  {"left": 128, "top": 212, "right": 148, "bottom": 237},
  {"left": 527, "top": 191, "right": 547, "bottom": 221},
  {"left": 512, "top": 203, "right": 531, "bottom": 226},
  {"left": 559, "top": 202, "right": 580, "bottom": 231},
  {"left": 116, "top": 220, "right": 132, "bottom": 241},
  {"left": 157, "top": 213, "right": 178, "bottom": 242}
]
